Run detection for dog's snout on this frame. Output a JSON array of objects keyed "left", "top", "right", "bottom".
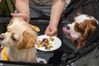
[
  {"left": 0, "top": 35, "right": 4, "bottom": 40},
  {"left": 66, "top": 26, "right": 70, "bottom": 30}
]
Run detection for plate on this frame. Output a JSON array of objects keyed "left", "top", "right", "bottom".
[{"left": 35, "top": 35, "right": 62, "bottom": 51}]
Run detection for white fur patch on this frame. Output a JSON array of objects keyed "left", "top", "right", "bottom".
[
  {"left": 67, "top": 23, "right": 81, "bottom": 39},
  {"left": 64, "top": 14, "right": 98, "bottom": 41},
  {"left": 75, "top": 15, "right": 92, "bottom": 23}
]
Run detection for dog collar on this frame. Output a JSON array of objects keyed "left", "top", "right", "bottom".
[{"left": 1, "top": 47, "right": 9, "bottom": 61}]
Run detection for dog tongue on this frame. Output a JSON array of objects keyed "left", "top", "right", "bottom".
[{"left": 62, "top": 27, "right": 70, "bottom": 34}]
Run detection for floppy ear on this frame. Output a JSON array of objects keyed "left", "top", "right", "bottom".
[
  {"left": 17, "top": 31, "right": 36, "bottom": 50},
  {"left": 74, "top": 23, "right": 85, "bottom": 33},
  {"left": 83, "top": 20, "right": 97, "bottom": 39},
  {"left": 74, "top": 23, "right": 85, "bottom": 48},
  {"left": 76, "top": 20, "right": 97, "bottom": 48}
]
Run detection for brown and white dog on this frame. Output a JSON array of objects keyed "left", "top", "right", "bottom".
[
  {"left": 62, "top": 14, "right": 98, "bottom": 48},
  {"left": 0, "top": 17, "right": 40, "bottom": 63}
]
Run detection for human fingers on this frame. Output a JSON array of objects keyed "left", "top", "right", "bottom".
[
  {"left": 50, "top": 30, "right": 57, "bottom": 36},
  {"left": 45, "top": 28, "right": 57, "bottom": 36},
  {"left": 45, "top": 25, "right": 58, "bottom": 36},
  {"left": 45, "top": 27, "right": 50, "bottom": 35}
]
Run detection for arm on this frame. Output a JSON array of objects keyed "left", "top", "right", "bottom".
[
  {"left": 50, "top": 0, "right": 65, "bottom": 27},
  {"left": 45, "top": 0, "right": 65, "bottom": 36},
  {"left": 11, "top": 0, "right": 30, "bottom": 22}
]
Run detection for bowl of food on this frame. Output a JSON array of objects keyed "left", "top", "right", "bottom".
[{"left": 35, "top": 35, "right": 62, "bottom": 51}]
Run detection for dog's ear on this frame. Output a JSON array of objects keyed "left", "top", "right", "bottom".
[
  {"left": 17, "top": 31, "right": 36, "bottom": 50},
  {"left": 77, "top": 20, "right": 97, "bottom": 48},
  {"left": 90, "top": 19, "right": 97, "bottom": 27},
  {"left": 74, "top": 23, "right": 85, "bottom": 33},
  {"left": 83, "top": 20, "right": 97, "bottom": 39}
]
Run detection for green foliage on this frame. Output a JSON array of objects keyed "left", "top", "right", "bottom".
[{"left": 0, "top": 0, "right": 15, "bottom": 16}]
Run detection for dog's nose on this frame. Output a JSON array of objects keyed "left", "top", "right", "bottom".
[
  {"left": 0, "top": 35, "right": 4, "bottom": 40},
  {"left": 66, "top": 26, "right": 70, "bottom": 30}
]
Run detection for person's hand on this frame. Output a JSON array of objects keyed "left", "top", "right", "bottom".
[
  {"left": 11, "top": 13, "right": 30, "bottom": 22},
  {"left": 45, "top": 24, "right": 58, "bottom": 37},
  {"left": 0, "top": 0, "right": 1, "bottom": 2}
]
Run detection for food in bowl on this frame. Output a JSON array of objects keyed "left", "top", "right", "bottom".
[{"left": 37, "top": 37, "right": 54, "bottom": 50}]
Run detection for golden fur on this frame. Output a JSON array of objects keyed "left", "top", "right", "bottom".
[{"left": 0, "top": 17, "right": 39, "bottom": 63}]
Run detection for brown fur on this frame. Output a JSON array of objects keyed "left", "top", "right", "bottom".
[
  {"left": 17, "top": 31, "right": 37, "bottom": 50},
  {"left": 74, "top": 19, "right": 97, "bottom": 48},
  {"left": 0, "top": 17, "right": 38, "bottom": 62}
]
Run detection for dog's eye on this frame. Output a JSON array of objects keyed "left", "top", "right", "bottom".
[
  {"left": 11, "top": 36, "right": 17, "bottom": 41},
  {"left": 11, "top": 34, "right": 17, "bottom": 41}
]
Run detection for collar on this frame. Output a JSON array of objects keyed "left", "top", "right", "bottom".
[{"left": 1, "top": 47, "right": 9, "bottom": 61}]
